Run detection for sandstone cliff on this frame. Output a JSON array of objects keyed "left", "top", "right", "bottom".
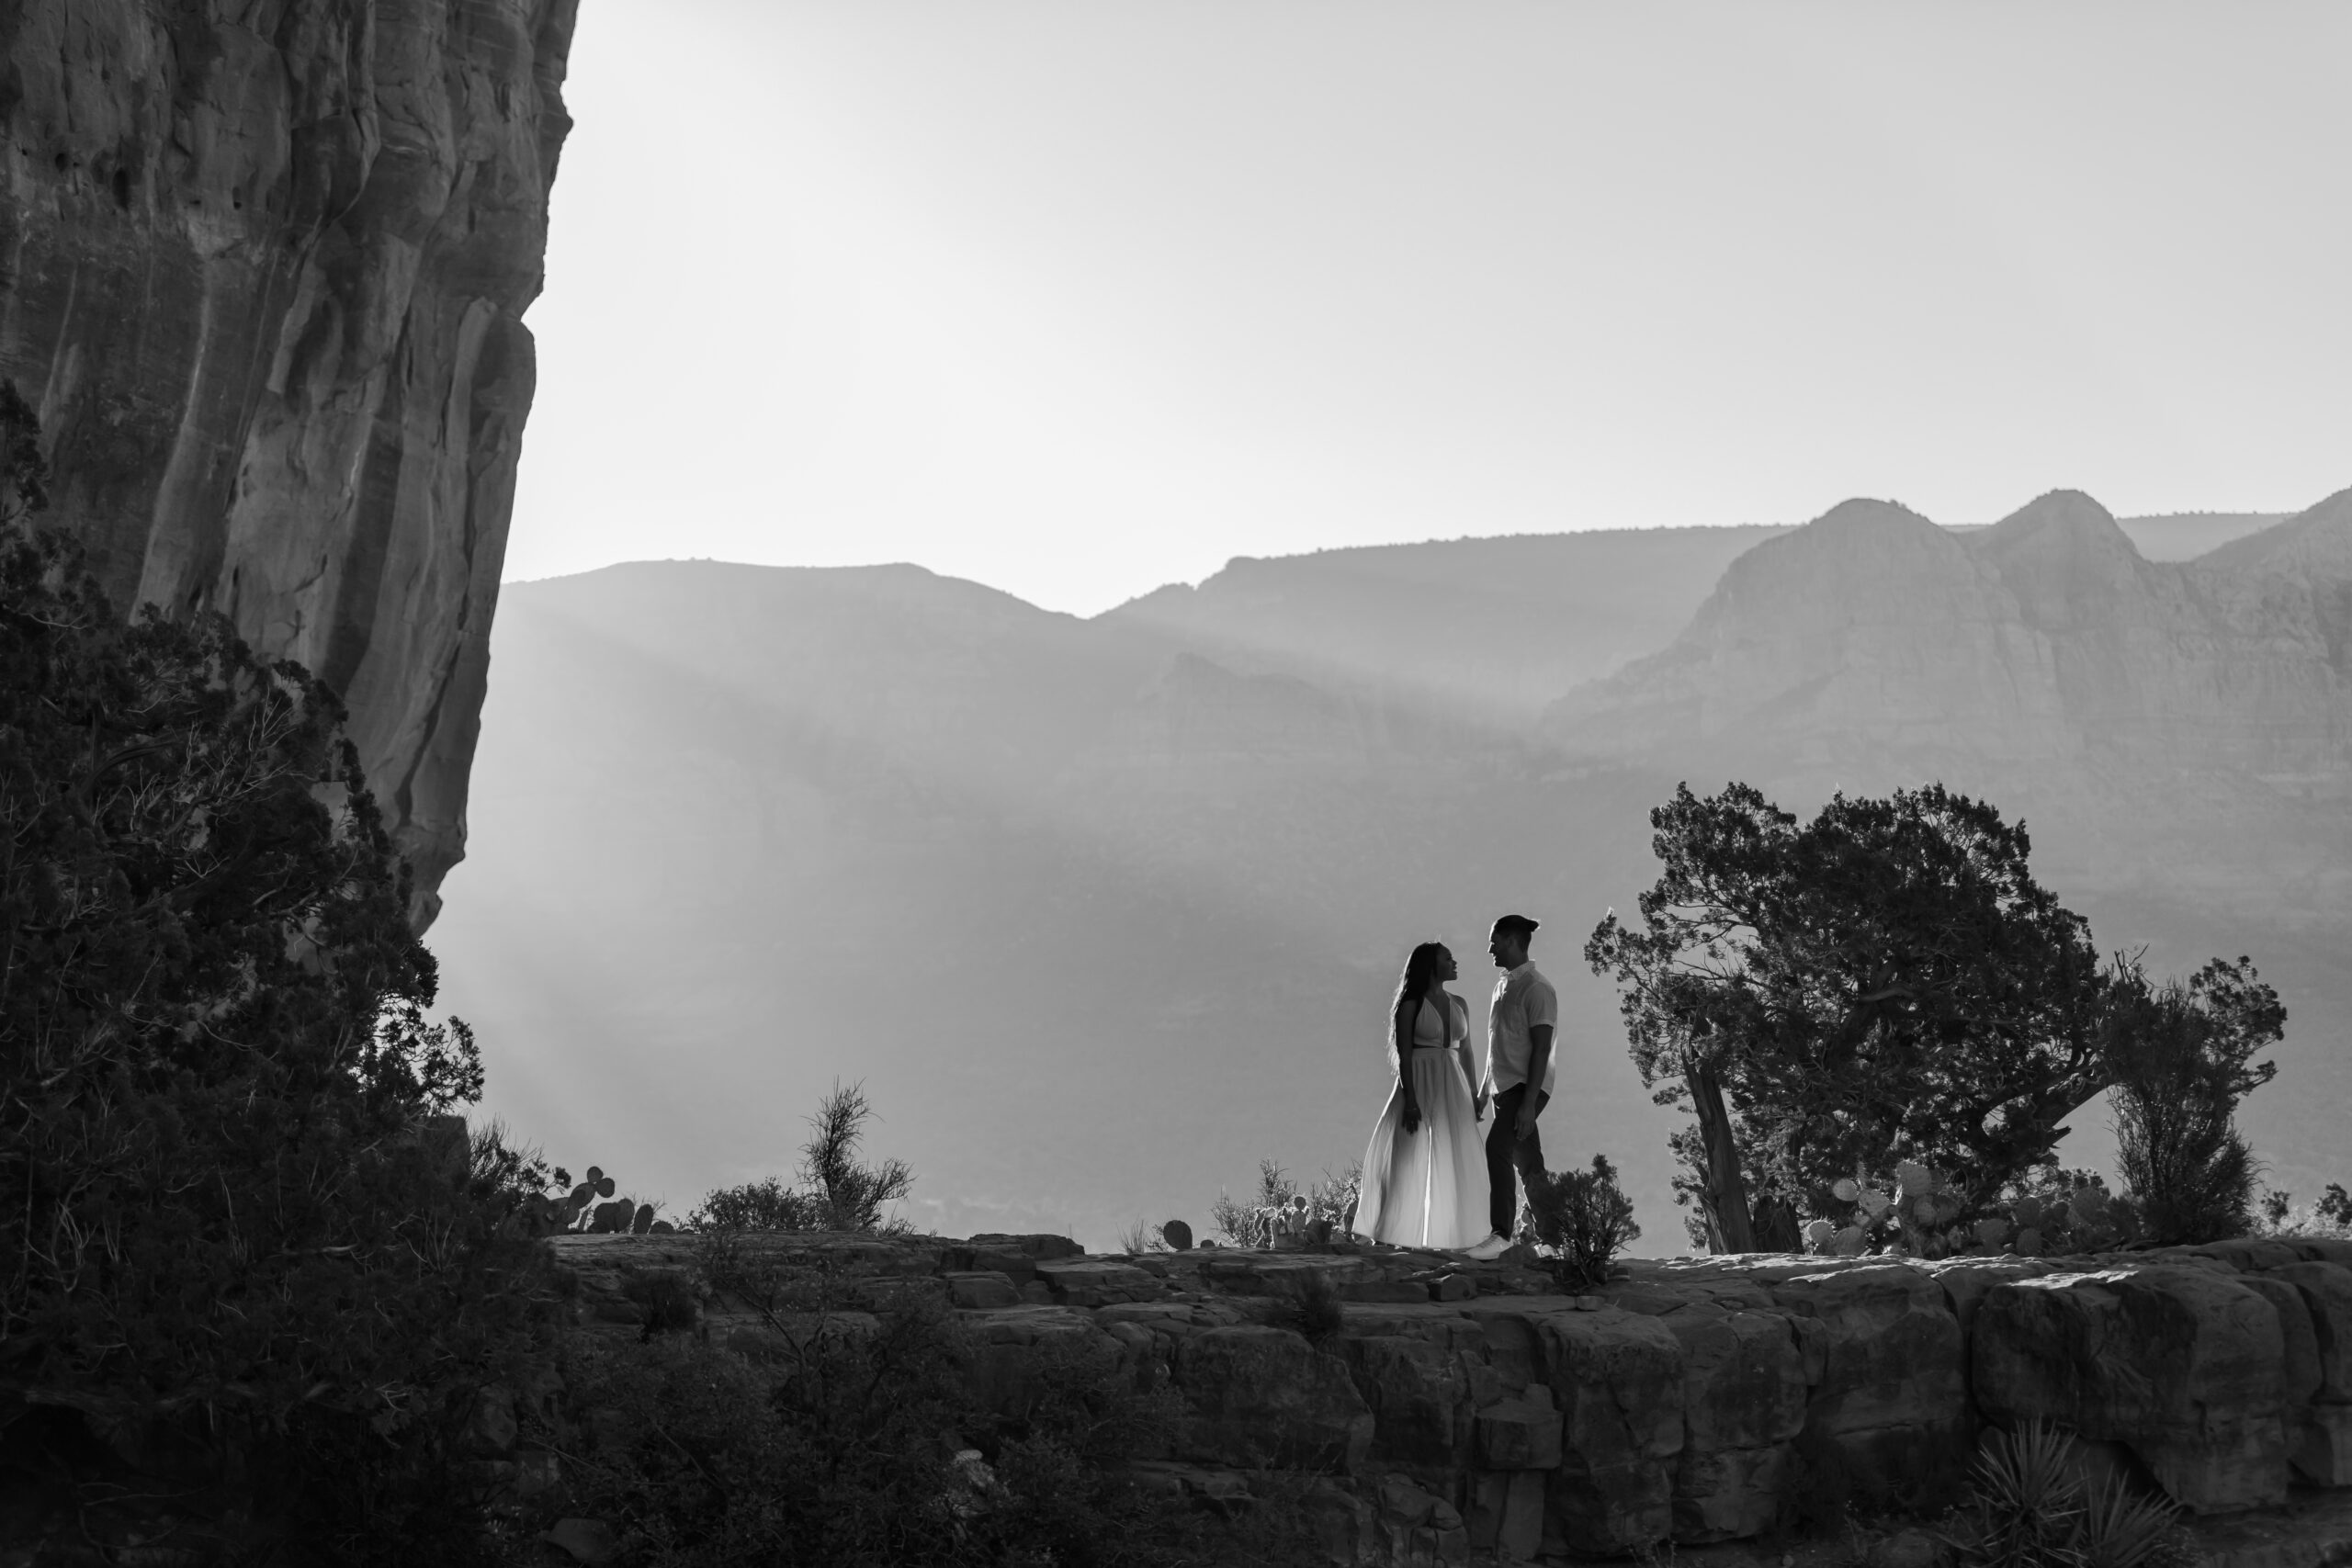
[{"left": 0, "top": 0, "right": 580, "bottom": 923}]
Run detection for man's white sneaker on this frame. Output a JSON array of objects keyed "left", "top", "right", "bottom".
[{"left": 1461, "top": 1233, "right": 1511, "bottom": 1261}]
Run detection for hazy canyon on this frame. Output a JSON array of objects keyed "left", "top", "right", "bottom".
[
  {"left": 7, "top": 0, "right": 2344, "bottom": 1258},
  {"left": 429, "top": 497, "right": 2352, "bottom": 1249}
]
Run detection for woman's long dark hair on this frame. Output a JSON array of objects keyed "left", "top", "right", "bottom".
[{"left": 1389, "top": 942, "right": 1451, "bottom": 1067}]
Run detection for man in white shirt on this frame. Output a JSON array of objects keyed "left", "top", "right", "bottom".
[{"left": 1471, "top": 913, "right": 1557, "bottom": 1257}]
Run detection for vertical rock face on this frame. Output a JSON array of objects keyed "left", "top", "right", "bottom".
[
  {"left": 1973, "top": 1265, "right": 2290, "bottom": 1512},
  {"left": 0, "top": 0, "right": 581, "bottom": 924}
]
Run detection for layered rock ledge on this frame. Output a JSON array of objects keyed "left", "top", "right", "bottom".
[{"left": 535, "top": 1232, "right": 2352, "bottom": 1565}]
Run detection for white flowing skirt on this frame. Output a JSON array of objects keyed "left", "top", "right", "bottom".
[{"left": 1351, "top": 1048, "right": 1491, "bottom": 1249}]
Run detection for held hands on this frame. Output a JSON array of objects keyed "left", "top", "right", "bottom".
[{"left": 1402, "top": 1101, "right": 1422, "bottom": 1135}]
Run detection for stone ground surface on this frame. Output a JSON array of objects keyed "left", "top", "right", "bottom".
[{"left": 531, "top": 1232, "right": 2352, "bottom": 1566}]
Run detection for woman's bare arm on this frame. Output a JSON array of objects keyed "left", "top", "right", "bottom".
[{"left": 1451, "top": 993, "right": 1480, "bottom": 1114}]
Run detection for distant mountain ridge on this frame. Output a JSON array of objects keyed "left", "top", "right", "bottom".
[
  {"left": 1102, "top": 513, "right": 2288, "bottom": 730},
  {"left": 1554, "top": 491, "right": 2352, "bottom": 764},
  {"left": 1544, "top": 490, "right": 2352, "bottom": 912},
  {"left": 434, "top": 497, "right": 2349, "bottom": 1250},
  {"left": 1105, "top": 527, "right": 1792, "bottom": 729}
]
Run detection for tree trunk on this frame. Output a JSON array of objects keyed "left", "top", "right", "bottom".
[
  {"left": 1752, "top": 1194, "right": 1806, "bottom": 1254},
  {"left": 1686, "top": 1062, "right": 1758, "bottom": 1253}
]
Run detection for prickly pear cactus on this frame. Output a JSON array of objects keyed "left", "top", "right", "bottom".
[
  {"left": 1815, "top": 1164, "right": 1967, "bottom": 1258},
  {"left": 501, "top": 1162, "right": 645, "bottom": 1237},
  {"left": 1894, "top": 1164, "right": 1967, "bottom": 1253},
  {"left": 1991, "top": 1168, "right": 2137, "bottom": 1257},
  {"left": 1806, "top": 1186, "right": 1876, "bottom": 1257}
]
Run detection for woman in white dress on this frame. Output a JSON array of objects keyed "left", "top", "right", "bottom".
[{"left": 1351, "top": 942, "right": 1492, "bottom": 1249}]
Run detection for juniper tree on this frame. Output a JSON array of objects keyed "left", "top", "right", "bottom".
[{"left": 1588, "top": 782, "right": 2115, "bottom": 1246}]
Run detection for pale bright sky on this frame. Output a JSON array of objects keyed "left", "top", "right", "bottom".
[{"left": 504, "top": 2, "right": 2352, "bottom": 616}]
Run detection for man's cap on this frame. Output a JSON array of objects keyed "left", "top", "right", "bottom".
[{"left": 1492, "top": 914, "right": 1540, "bottom": 938}]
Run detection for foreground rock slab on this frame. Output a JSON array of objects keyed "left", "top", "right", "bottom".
[
  {"left": 537, "top": 1230, "right": 2352, "bottom": 1559},
  {"left": 1974, "top": 1264, "right": 2288, "bottom": 1512}
]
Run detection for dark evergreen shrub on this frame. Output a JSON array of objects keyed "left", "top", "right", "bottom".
[
  {"left": 1522, "top": 1155, "right": 1642, "bottom": 1286},
  {"left": 2323, "top": 1183, "right": 2352, "bottom": 1229},
  {"left": 0, "top": 389, "right": 544, "bottom": 1561},
  {"left": 552, "top": 1262, "right": 1310, "bottom": 1568},
  {"left": 689, "top": 1173, "right": 822, "bottom": 1231},
  {"left": 2106, "top": 955, "right": 2280, "bottom": 1245}
]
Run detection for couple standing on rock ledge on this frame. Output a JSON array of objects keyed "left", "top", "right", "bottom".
[{"left": 1351, "top": 914, "right": 1556, "bottom": 1260}]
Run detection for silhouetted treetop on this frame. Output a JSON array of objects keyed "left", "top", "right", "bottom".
[{"left": 1589, "top": 781, "right": 2113, "bottom": 1232}]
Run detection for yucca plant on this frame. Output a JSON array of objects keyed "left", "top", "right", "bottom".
[
  {"left": 2076, "top": 1470, "right": 2181, "bottom": 1568},
  {"left": 1958, "top": 1421, "right": 2086, "bottom": 1568},
  {"left": 1942, "top": 1422, "right": 2180, "bottom": 1568}
]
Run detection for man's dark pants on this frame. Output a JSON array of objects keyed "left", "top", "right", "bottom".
[{"left": 1486, "top": 1084, "right": 1548, "bottom": 1241}]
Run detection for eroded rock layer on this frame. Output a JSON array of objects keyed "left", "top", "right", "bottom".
[
  {"left": 537, "top": 1231, "right": 2352, "bottom": 1562},
  {"left": 0, "top": 0, "right": 580, "bottom": 922}
]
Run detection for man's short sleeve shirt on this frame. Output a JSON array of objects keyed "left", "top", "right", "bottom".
[{"left": 1487, "top": 963, "right": 1560, "bottom": 1096}]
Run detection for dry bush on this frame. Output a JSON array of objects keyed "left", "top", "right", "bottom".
[{"left": 688, "top": 1080, "right": 913, "bottom": 1234}]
